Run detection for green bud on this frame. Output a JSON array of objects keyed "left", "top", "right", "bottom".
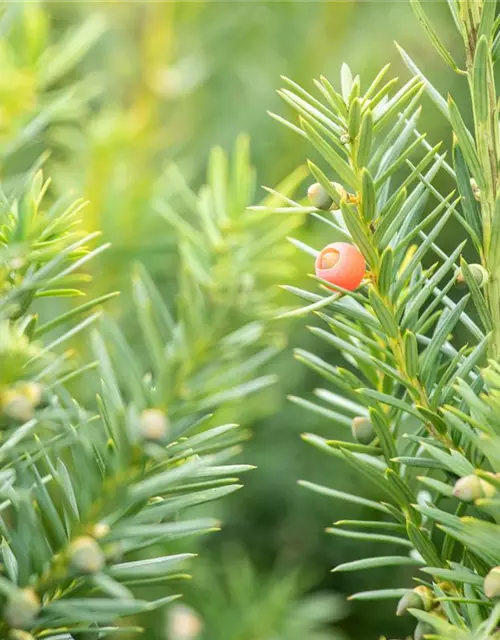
[
  {"left": 167, "top": 603, "right": 203, "bottom": 640},
  {"left": 307, "top": 182, "right": 333, "bottom": 210},
  {"left": 453, "top": 475, "right": 482, "bottom": 501},
  {"left": 456, "top": 263, "right": 489, "bottom": 288},
  {"left": 68, "top": 536, "right": 105, "bottom": 574},
  {"left": 396, "top": 586, "right": 433, "bottom": 616},
  {"left": 485, "top": 567, "right": 500, "bottom": 598},
  {"left": 453, "top": 475, "right": 495, "bottom": 502},
  {"left": 414, "top": 621, "right": 433, "bottom": 640},
  {"left": 139, "top": 408, "right": 169, "bottom": 442},
  {"left": 4, "top": 588, "right": 40, "bottom": 629},
  {"left": 1, "top": 381, "right": 46, "bottom": 423},
  {"left": 351, "top": 416, "right": 375, "bottom": 445},
  {"left": 1, "top": 391, "right": 34, "bottom": 423},
  {"left": 92, "top": 522, "right": 110, "bottom": 539}
]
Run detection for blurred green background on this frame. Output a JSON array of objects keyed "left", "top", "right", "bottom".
[{"left": 0, "top": 1, "right": 468, "bottom": 638}]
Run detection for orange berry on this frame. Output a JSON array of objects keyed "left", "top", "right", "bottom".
[{"left": 315, "top": 242, "right": 365, "bottom": 291}]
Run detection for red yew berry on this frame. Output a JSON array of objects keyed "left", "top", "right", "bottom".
[{"left": 315, "top": 242, "right": 365, "bottom": 291}]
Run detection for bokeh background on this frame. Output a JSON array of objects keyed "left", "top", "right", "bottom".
[{"left": 0, "top": 1, "right": 468, "bottom": 638}]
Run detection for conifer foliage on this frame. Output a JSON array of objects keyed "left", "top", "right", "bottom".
[
  {"left": 0, "top": 8, "right": 306, "bottom": 628},
  {"left": 0, "top": 130, "right": 306, "bottom": 637},
  {"left": 266, "top": 1, "right": 500, "bottom": 638}
]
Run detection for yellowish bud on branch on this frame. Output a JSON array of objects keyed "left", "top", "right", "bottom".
[
  {"left": 453, "top": 475, "right": 495, "bottom": 502},
  {"left": 1, "top": 390, "right": 34, "bottom": 423},
  {"left": 68, "top": 536, "right": 105, "bottom": 574},
  {"left": 1, "top": 382, "right": 46, "bottom": 423},
  {"left": 167, "top": 604, "right": 203, "bottom": 640},
  {"left": 92, "top": 522, "right": 110, "bottom": 539},
  {"left": 485, "top": 567, "right": 500, "bottom": 598},
  {"left": 4, "top": 589, "right": 40, "bottom": 629},
  {"left": 139, "top": 408, "right": 169, "bottom": 442}
]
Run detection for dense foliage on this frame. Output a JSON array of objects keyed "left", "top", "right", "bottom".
[
  {"left": 0, "top": 4, "right": 313, "bottom": 638},
  {"left": 268, "top": 1, "right": 500, "bottom": 638},
  {"left": 3, "top": 1, "right": 495, "bottom": 638}
]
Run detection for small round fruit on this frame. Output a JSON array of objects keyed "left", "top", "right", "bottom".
[
  {"left": 453, "top": 474, "right": 495, "bottom": 502},
  {"left": 351, "top": 417, "right": 375, "bottom": 445},
  {"left": 456, "top": 263, "right": 488, "bottom": 288},
  {"left": 68, "top": 536, "right": 105, "bottom": 574},
  {"left": 1, "top": 390, "right": 34, "bottom": 423},
  {"left": 139, "top": 408, "right": 169, "bottom": 442},
  {"left": 315, "top": 242, "right": 365, "bottom": 291},
  {"left": 307, "top": 183, "right": 333, "bottom": 210},
  {"left": 485, "top": 566, "right": 500, "bottom": 598},
  {"left": 167, "top": 604, "right": 203, "bottom": 640},
  {"left": 4, "top": 589, "right": 40, "bottom": 629}
]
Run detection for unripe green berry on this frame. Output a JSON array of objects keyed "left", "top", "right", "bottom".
[
  {"left": 452, "top": 475, "right": 482, "bottom": 502},
  {"left": 4, "top": 588, "right": 40, "bottom": 629},
  {"left": 456, "top": 263, "right": 488, "bottom": 288},
  {"left": 1, "top": 391, "right": 34, "bottom": 423},
  {"left": 307, "top": 182, "right": 333, "bottom": 210},
  {"left": 453, "top": 475, "right": 495, "bottom": 502},
  {"left": 1, "top": 381, "right": 46, "bottom": 423},
  {"left": 139, "top": 408, "right": 169, "bottom": 442},
  {"left": 351, "top": 416, "right": 375, "bottom": 445},
  {"left": 167, "top": 603, "right": 203, "bottom": 640},
  {"left": 68, "top": 536, "right": 105, "bottom": 574},
  {"left": 307, "top": 181, "right": 350, "bottom": 210},
  {"left": 396, "top": 586, "right": 433, "bottom": 616},
  {"left": 485, "top": 567, "right": 500, "bottom": 598}
]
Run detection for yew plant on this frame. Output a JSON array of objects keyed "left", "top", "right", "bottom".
[
  {"left": 0, "top": 128, "right": 302, "bottom": 637},
  {"left": 261, "top": 1, "right": 500, "bottom": 638},
  {"left": 0, "top": 4, "right": 313, "bottom": 636}
]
